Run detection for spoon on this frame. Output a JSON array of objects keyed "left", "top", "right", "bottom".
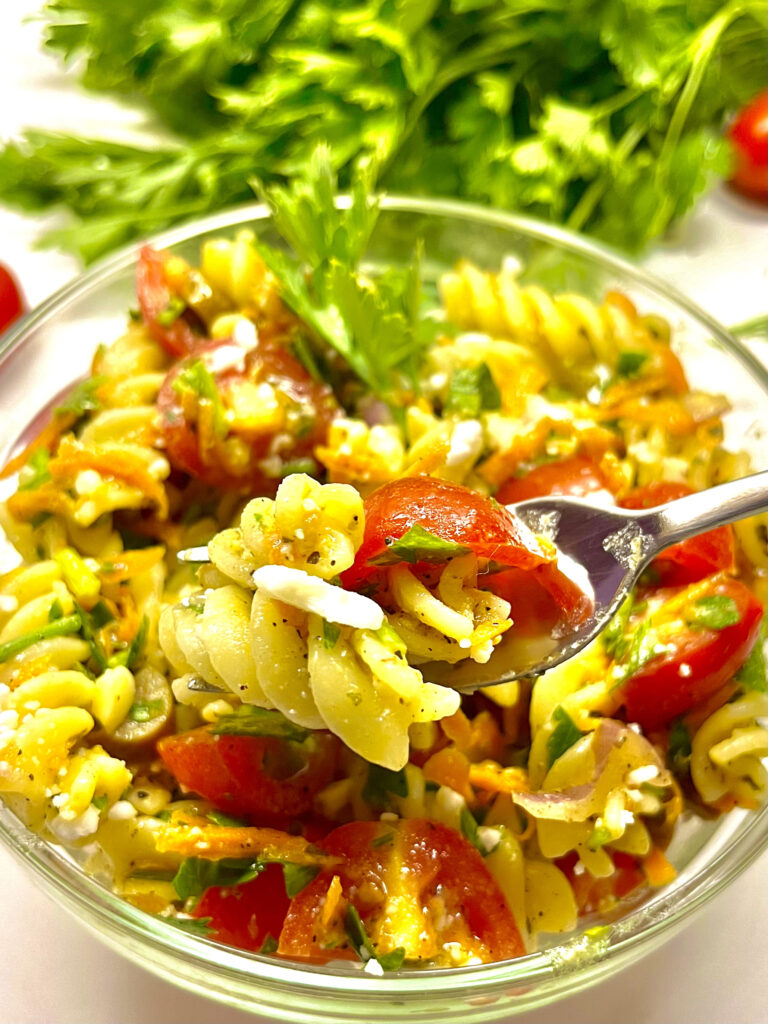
[{"left": 177, "top": 470, "right": 768, "bottom": 689}]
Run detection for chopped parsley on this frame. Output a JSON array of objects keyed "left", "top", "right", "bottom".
[
  {"left": 686, "top": 595, "right": 741, "bottom": 631},
  {"left": 55, "top": 376, "right": 106, "bottom": 418},
  {"left": 282, "top": 862, "right": 320, "bottom": 899},
  {"left": 172, "top": 857, "right": 264, "bottom": 901},
  {"left": 344, "top": 905, "right": 405, "bottom": 972},
  {"left": 362, "top": 764, "right": 408, "bottom": 806},
  {"left": 546, "top": 706, "right": 584, "bottom": 769},
  {"left": 18, "top": 449, "right": 51, "bottom": 492},
  {"left": 616, "top": 350, "right": 650, "bottom": 378},
  {"left": 127, "top": 698, "right": 164, "bottom": 723},
  {"left": 172, "top": 359, "right": 227, "bottom": 438},
  {"left": 445, "top": 364, "right": 501, "bottom": 418},
  {"left": 322, "top": 619, "right": 341, "bottom": 650},
  {"left": 210, "top": 705, "right": 310, "bottom": 744},
  {"left": 369, "top": 524, "right": 471, "bottom": 567}
]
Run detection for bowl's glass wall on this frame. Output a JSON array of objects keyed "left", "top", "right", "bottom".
[{"left": 0, "top": 199, "right": 766, "bottom": 1021}]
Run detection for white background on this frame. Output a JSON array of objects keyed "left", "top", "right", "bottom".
[{"left": 1, "top": 4, "right": 767, "bottom": 1023}]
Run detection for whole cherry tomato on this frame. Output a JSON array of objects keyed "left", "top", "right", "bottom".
[
  {"left": 0, "top": 263, "right": 26, "bottom": 333},
  {"left": 727, "top": 91, "right": 768, "bottom": 202}
]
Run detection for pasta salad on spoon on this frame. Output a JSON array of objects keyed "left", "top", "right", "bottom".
[{"left": 0, "top": 149, "right": 765, "bottom": 973}]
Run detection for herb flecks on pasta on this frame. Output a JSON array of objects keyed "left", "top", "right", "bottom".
[{"left": 0, "top": 170, "right": 765, "bottom": 970}]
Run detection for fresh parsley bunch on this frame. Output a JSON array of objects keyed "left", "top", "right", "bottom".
[{"left": 1, "top": 0, "right": 765, "bottom": 261}]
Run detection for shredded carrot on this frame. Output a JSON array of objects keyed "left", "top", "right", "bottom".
[
  {"left": 468, "top": 760, "right": 529, "bottom": 797},
  {"left": 99, "top": 546, "right": 165, "bottom": 584},
  {"left": 320, "top": 875, "right": 344, "bottom": 929},
  {"left": 155, "top": 813, "right": 337, "bottom": 867},
  {"left": 423, "top": 747, "right": 473, "bottom": 802},
  {"left": 641, "top": 845, "right": 677, "bottom": 887},
  {"left": 0, "top": 416, "right": 76, "bottom": 480},
  {"left": 50, "top": 437, "right": 169, "bottom": 518},
  {"left": 6, "top": 484, "right": 71, "bottom": 521},
  {"left": 604, "top": 290, "right": 639, "bottom": 320},
  {"left": 599, "top": 397, "right": 695, "bottom": 436}
]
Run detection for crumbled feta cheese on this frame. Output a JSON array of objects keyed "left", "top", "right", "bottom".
[
  {"left": 107, "top": 800, "right": 138, "bottom": 821},
  {"left": 363, "top": 958, "right": 384, "bottom": 976},
  {"left": 50, "top": 805, "right": 101, "bottom": 842},
  {"left": 252, "top": 566, "right": 384, "bottom": 630},
  {"left": 74, "top": 469, "right": 103, "bottom": 496},
  {"left": 446, "top": 419, "right": 483, "bottom": 468}
]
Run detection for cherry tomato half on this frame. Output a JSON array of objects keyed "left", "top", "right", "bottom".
[
  {"left": 727, "top": 91, "right": 768, "bottom": 202},
  {"left": 137, "top": 246, "right": 206, "bottom": 357},
  {"left": 617, "top": 577, "right": 763, "bottom": 731},
  {"left": 192, "top": 863, "right": 291, "bottom": 952},
  {"left": 342, "top": 476, "right": 554, "bottom": 592},
  {"left": 496, "top": 456, "right": 612, "bottom": 505},
  {"left": 620, "top": 482, "right": 736, "bottom": 585},
  {"left": 0, "top": 263, "right": 26, "bottom": 333},
  {"left": 157, "top": 726, "right": 339, "bottom": 823},
  {"left": 278, "top": 819, "right": 525, "bottom": 965},
  {"left": 157, "top": 337, "right": 338, "bottom": 491}
]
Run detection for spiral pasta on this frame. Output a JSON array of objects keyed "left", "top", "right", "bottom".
[{"left": 690, "top": 692, "right": 768, "bottom": 807}]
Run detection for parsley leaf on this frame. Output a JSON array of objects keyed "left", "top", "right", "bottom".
[
  {"left": 362, "top": 764, "right": 408, "bottom": 807},
  {"left": 210, "top": 705, "right": 310, "bottom": 743},
  {"left": 616, "top": 351, "right": 650, "bottom": 378},
  {"left": 344, "top": 906, "right": 405, "bottom": 972},
  {"left": 369, "top": 524, "right": 471, "bottom": 567},
  {"left": 172, "top": 857, "right": 264, "bottom": 901},
  {"left": 686, "top": 595, "right": 741, "bottom": 631},
  {"left": 667, "top": 718, "right": 692, "bottom": 775},
  {"left": 322, "top": 619, "right": 341, "bottom": 650},
  {"left": 55, "top": 376, "right": 106, "bottom": 418},
  {"left": 282, "top": 862, "right": 320, "bottom": 899},
  {"left": 18, "top": 449, "right": 52, "bottom": 492},
  {"left": 735, "top": 615, "right": 767, "bottom": 694},
  {"left": 546, "top": 706, "right": 584, "bottom": 769},
  {"left": 445, "top": 364, "right": 501, "bottom": 418}
]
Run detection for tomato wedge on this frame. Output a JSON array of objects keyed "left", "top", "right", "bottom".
[
  {"left": 278, "top": 819, "right": 525, "bottom": 965},
  {"left": 617, "top": 577, "right": 763, "bottom": 731},
  {"left": 342, "top": 476, "right": 554, "bottom": 591},
  {"left": 157, "top": 337, "right": 338, "bottom": 490},
  {"left": 137, "top": 245, "right": 206, "bottom": 357},
  {"left": 557, "top": 851, "right": 645, "bottom": 916},
  {"left": 620, "top": 482, "right": 736, "bottom": 585},
  {"left": 192, "top": 863, "right": 291, "bottom": 952},
  {"left": 157, "top": 727, "right": 339, "bottom": 823},
  {"left": 496, "top": 456, "right": 612, "bottom": 504}
]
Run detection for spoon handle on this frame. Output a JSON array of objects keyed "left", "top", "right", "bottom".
[{"left": 645, "top": 470, "right": 768, "bottom": 553}]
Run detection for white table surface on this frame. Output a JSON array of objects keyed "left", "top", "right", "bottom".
[{"left": 1, "top": 5, "right": 766, "bottom": 1023}]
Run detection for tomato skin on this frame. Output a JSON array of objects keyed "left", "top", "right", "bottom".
[
  {"left": 496, "top": 456, "right": 611, "bottom": 505},
  {"left": 278, "top": 819, "right": 525, "bottom": 964},
  {"left": 0, "top": 263, "right": 26, "bottom": 333},
  {"left": 618, "top": 577, "right": 763, "bottom": 732},
  {"left": 342, "top": 476, "right": 553, "bottom": 591},
  {"left": 192, "top": 863, "right": 291, "bottom": 952},
  {"left": 137, "top": 245, "right": 205, "bottom": 357},
  {"left": 727, "top": 92, "right": 768, "bottom": 201},
  {"left": 620, "top": 482, "right": 736, "bottom": 585},
  {"left": 157, "top": 727, "right": 339, "bottom": 822},
  {"left": 157, "top": 337, "right": 338, "bottom": 490}
]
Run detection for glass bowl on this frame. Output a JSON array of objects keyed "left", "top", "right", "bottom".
[{"left": 0, "top": 197, "right": 766, "bottom": 1022}]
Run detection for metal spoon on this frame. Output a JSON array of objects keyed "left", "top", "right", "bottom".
[{"left": 177, "top": 471, "right": 768, "bottom": 689}]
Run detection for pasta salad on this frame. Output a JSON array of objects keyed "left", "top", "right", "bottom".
[{"left": 0, "top": 158, "right": 766, "bottom": 972}]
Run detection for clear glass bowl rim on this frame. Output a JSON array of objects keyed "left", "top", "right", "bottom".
[{"left": 0, "top": 195, "right": 766, "bottom": 1018}]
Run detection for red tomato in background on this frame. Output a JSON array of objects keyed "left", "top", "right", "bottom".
[
  {"left": 137, "top": 245, "right": 207, "bottom": 357},
  {"left": 557, "top": 851, "right": 645, "bottom": 916},
  {"left": 157, "top": 727, "right": 339, "bottom": 822},
  {"left": 727, "top": 91, "right": 768, "bottom": 202},
  {"left": 496, "top": 456, "right": 613, "bottom": 505},
  {"left": 342, "top": 476, "right": 554, "bottom": 592},
  {"left": 617, "top": 577, "right": 763, "bottom": 732},
  {"left": 620, "top": 482, "right": 736, "bottom": 585},
  {"left": 278, "top": 819, "right": 525, "bottom": 964},
  {"left": 0, "top": 263, "right": 26, "bottom": 333},
  {"left": 157, "top": 337, "right": 338, "bottom": 491},
  {"left": 192, "top": 864, "right": 291, "bottom": 952}
]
